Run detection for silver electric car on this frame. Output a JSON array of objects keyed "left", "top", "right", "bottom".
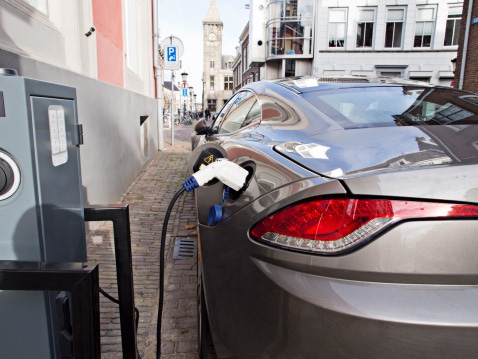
[{"left": 191, "top": 76, "right": 478, "bottom": 358}]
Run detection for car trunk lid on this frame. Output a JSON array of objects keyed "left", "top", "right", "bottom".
[{"left": 274, "top": 126, "right": 478, "bottom": 177}]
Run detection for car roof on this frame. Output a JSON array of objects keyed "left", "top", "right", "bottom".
[{"left": 269, "top": 75, "right": 437, "bottom": 94}]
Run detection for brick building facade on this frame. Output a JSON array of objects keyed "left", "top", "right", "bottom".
[{"left": 454, "top": 0, "right": 478, "bottom": 92}]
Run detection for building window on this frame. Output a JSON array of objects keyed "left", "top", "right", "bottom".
[
  {"left": 224, "top": 76, "right": 233, "bottom": 90},
  {"left": 266, "top": 0, "right": 314, "bottom": 57},
  {"left": 207, "top": 99, "right": 217, "bottom": 112},
  {"left": 250, "top": 72, "right": 256, "bottom": 82},
  {"left": 385, "top": 8, "right": 405, "bottom": 48},
  {"left": 444, "top": 6, "right": 462, "bottom": 46},
  {"left": 356, "top": 8, "right": 375, "bottom": 48},
  {"left": 210, "top": 75, "right": 215, "bottom": 91},
  {"left": 210, "top": 61, "right": 215, "bottom": 69},
  {"left": 285, "top": 59, "right": 295, "bottom": 77},
  {"left": 242, "top": 47, "right": 248, "bottom": 73},
  {"left": 328, "top": 8, "right": 347, "bottom": 48},
  {"left": 414, "top": 7, "right": 435, "bottom": 48}
]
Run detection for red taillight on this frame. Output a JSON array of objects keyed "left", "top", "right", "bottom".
[{"left": 250, "top": 198, "right": 478, "bottom": 254}]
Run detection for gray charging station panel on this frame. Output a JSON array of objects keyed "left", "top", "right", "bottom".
[{"left": 0, "top": 74, "right": 86, "bottom": 358}]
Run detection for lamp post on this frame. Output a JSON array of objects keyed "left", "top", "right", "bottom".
[
  {"left": 170, "top": 71, "right": 175, "bottom": 145},
  {"left": 193, "top": 94, "right": 197, "bottom": 112},
  {"left": 189, "top": 87, "right": 194, "bottom": 112},
  {"left": 181, "top": 72, "right": 188, "bottom": 121},
  {"left": 202, "top": 76, "right": 205, "bottom": 113}
]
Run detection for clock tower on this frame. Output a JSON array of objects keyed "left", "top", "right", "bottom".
[{"left": 203, "top": 0, "right": 234, "bottom": 114}]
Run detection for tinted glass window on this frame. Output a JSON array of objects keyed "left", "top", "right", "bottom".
[
  {"left": 302, "top": 86, "right": 478, "bottom": 128},
  {"left": 217, "top": 91, "right": 257, "bottom": 134},
  {"left": 241, "top": 100, "right": 262, "bottom": 128},
  {"left": 213, "top": 92, "right": 241, "bottom": 127},
  {"left": 260, "top": 97, "right": 300, "bottom": 125}
]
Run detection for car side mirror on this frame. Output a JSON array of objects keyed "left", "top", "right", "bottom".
[{"left": 194, "top": 119, "right": 213, "bottom": 136}]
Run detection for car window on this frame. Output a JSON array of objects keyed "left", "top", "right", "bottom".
[
  {"left": 217, "top": 91, "right": 257, "bottom": 134},
  {"left": 241, "top": 100, "right": 262, "bottom": 128},
  {"left": 302, "top": 86, "right": 478, "bottom": 128},
  {"left": 212, "top": 92, "right": 241, "bottom": 129},
  {"left": 259, "top": 97, "right": 300, "bottom": 125}
]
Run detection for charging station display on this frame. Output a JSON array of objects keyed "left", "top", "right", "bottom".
[{"left": 48, "top": 105, "right": 69, "bottom": 166}]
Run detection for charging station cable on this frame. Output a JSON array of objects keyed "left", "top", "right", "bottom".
[{"left": 156, "top": 159, "right": 248, "bottom": 359}]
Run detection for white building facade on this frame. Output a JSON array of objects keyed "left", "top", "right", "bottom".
[
  {"left": 0, "top": 0, "right": 159, "bottom": 205},
  {"left": 244, "top": 0, "right": 462, "bottom": 86}
]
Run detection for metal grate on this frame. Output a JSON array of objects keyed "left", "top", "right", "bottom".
[{"left": 172, "top": 237, "right": 197, "bottom": 259}]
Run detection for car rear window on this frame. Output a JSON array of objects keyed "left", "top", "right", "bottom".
[{"left": 302, "top": 86, "right": 478, "bottom": 129}]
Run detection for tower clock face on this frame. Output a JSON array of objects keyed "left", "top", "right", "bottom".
[{"left": 208, "top": 32, "right": 216, "bottom": 41}]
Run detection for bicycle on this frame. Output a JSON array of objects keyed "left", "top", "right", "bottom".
[{"left": 175, "top": 114, "right": 192, "bottom": 125}]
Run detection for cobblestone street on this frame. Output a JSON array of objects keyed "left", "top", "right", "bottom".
[{"left": 86, "top": 125, "right": 198, "bottom": 358}]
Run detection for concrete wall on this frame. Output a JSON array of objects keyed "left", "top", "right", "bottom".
[{"left": 0, "top": 48, "right": 159, "bottom": 206}]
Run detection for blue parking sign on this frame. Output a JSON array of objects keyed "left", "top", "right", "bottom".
[
  {"left": 167, "top": 46, "right": 177, "bottom": 61},
  {"left": 165, "top": 45, "right": 179, "bottom": 70}
]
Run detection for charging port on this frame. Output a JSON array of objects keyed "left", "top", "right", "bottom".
[{"left": 229, "top": 162, "right": 254, "bottom": 200}]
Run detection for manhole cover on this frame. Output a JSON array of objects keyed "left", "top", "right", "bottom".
[{"left": 173, "top": 237, "right": 197, "bottom": 259}]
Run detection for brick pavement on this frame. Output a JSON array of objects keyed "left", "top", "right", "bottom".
[{"left": 86, "top": 125, "right": 199, "bottom": 358}]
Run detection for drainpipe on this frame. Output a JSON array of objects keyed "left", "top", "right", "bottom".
[
  {"left": 153, "top": 0, "right": 164, "bottom": 150},
  {"left": 459, "top": 0, "right": 473, "bottom": 90}
]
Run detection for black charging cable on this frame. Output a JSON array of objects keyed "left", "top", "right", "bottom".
[
  {"left": 99, "top": 185, "right": 188, "bottom": 359},
  {"left": 157, "top": 187, "right": 187, "bottom": 359}
]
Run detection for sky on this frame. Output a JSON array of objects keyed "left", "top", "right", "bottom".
[{"left": 158, "top": 0, "right": 250, "bottom": 103}]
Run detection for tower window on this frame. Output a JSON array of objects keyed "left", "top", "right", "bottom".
[
  {"left": 210, "top": 75, "right": 215, "bottom": 90},
  {"left": 224, "top": 76, "right": 233, "bottom": 90}
]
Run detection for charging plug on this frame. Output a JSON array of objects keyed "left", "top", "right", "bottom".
[{"left": 182, "top": 159, "right": 248, "bottom": 192}]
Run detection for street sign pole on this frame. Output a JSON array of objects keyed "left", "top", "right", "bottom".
[
  {"left": 161, "top": 35, "right": 184, "bottom": 146},
  {"left": 171, "top": 71, "right": 175, "bottom": 146}
]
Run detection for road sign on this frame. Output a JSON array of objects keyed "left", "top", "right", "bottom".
[
  {"left": 180, "top": 81, "right": 189, "bottom": 96},
  {"left": 161, "top": 35, "right": 184, "bottom": 70},
  {"left": 167, "top": 46, "right": 177, "bottom": 61},
  {"left": 164, "top": 46, "right": 179, "bottom": 70}
]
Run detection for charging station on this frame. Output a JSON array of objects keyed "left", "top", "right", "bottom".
[{"left": 0, "top": 69, "right": 87, "bottom": 357}]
